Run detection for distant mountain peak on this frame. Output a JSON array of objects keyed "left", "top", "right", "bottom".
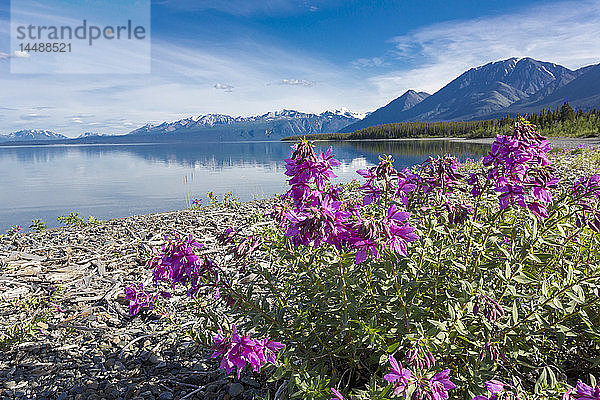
[
  {"left": 0, "top": 129, "right": 67, "bottom": 142},
  {"left": 340, "top": 56, "right": 593, "bottom": 133},
  {"left": 125, "top": 108, "right": 362, "bottom": 140}
]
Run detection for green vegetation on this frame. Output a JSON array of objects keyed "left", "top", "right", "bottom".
[
  {"left": 207, "top": 191, "right": 240, "bottom": 208},
  {"left": 29, "top": 218, "right": 47, "bottom": 233},
  {"left": 57, "top": 212, "right": 101, "bottom": 228},
  {"left": 0, "top": 287, "right": 63, "bottom": 350},
  {"left": 283, "top": 103, "right": 600, "bottom": 141}
]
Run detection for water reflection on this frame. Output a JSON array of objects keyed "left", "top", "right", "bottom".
[{"left": 0, "top": 140, "right": 489, "bottom": 231}]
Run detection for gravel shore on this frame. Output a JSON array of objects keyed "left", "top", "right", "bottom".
[{"left": 0, "top": 200, "right": 278, "bottom": 400}]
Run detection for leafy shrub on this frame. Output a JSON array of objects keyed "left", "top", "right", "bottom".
[
  {"left": 207, "top": 191, "right": 240, "bottom": 208},
  {"left": 57, "top": 212, "right": 101, "bottom": 227},
  {"left": 29, "top": 218, "right": 47, "bottom": 232},
  {"left": 126, "top": 119, "right": 600, "bottom": 399}
]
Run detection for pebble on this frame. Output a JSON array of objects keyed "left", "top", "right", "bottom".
[
  {"left": 158, "top": 392, "right": 174, "bottom": 400},
  {"left": 229, "top": 383, "right": 244, "bottom": 397}
]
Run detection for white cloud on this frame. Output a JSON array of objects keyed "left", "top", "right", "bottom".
[
  {"left": 368, "top": 0, "right": 600, "bottom": 99},
  {"left": 13, "top": 51, "right": 31, "bottom": 58},
  {"left": 20, "top": 113, "right": 50, "bottom": 120},
  {"left": 277, "top": 78, "right": 315, "bottom": 87},
  {"left": 214, "top": 83, "right": 234, "bottom": 92},
  {"left": 351, "top": 57, "right": 385, "bottom": 69}
]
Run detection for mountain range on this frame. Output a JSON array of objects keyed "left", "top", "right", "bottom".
[
  {"left": 0, "top": 129, "right": 67, "bottom": 142},
  {"left": 341, "top": 57, "right": 600, "bottom": 132},
  {"left": 126, "top": 109, "right": 364, "bottom": 140},
  {"left": 1, "top": 57, "right": 599, "bottom": 143},
  {"left": 0, "top": 109, "right": 363, "bottom": 143}
]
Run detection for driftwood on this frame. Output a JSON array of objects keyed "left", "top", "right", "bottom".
[{"left": 0, "top": 200, "right": 279, "bottom": 399}]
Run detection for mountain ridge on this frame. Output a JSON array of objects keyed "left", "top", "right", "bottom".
[{"left": 341, "top": 57, "right": 599, "bottom": 133}]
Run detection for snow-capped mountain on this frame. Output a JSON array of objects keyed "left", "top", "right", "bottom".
[
  {"left": 127, "top": 109, "right": 363, "bottom": 140},
  {"left": 77, "top": 132, "right": 113, "bottom": 138},
  {"left": 0, "top": 129, "right": 67, "bottom": 142},
  {"left": 341, "top": 57, "right": 597, "bottom": 132}
]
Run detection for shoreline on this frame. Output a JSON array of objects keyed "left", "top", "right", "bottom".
[{"left": 300, "top": 136, "right": 600, "bottom": 148}]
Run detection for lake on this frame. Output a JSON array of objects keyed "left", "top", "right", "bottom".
[{"left": 0, "top": 140, "right": 489, "bottom": 232}]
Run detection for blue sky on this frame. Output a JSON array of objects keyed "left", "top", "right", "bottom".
[{"left": 1, "top": 0, "right": 600, "bottom": 136}]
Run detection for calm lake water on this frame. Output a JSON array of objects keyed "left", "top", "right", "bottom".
[{"left": 0, "top": 140, "right": 489, "bottom": 231}]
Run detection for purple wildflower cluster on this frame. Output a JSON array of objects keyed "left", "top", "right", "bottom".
[
  {"left": 480, "top": 341, "right": 507, "bottom": 363},
  {"left": 124, "top": 283, "right": 157, "bottom": 316},
  {"left": 405, "top": 339, "right": 436, "bottom": 371},
  {"left": 571, "top": 175, "right": 600, "bottom": 232},
  {"left": 147, "top": 233, "right": 218, "bottom": 298},
  {"left": 384, "top": 355, "right": 456, "bottom": 400},
  {"left": 277, "top": 141, "right": 419, "bottom": 263},
  {"left": 473, "top": 380, "right": 511, "bottom": 400},
  {"left": 564, "top": 381, "right": 600, "bottom": 400},
  {"left": 418, "top": 156, "right": 463, "bottom": 196},
  {"left": 357, "top": 155, "right": 416, "bottom": 205},
  {"left": 125, "top": 234, "right": 219, "bottom": 316},
  {"left": 481, "top": 118, "right": 558, "bottom": 218},
  {"left": 211, "top": 325, "right": 284, "bottom": 378},
  {"left": 473, "top": 292, "right": 505, "bottom": 322},
  {"left": 472, "top": 292, "right": 507, "bottom": 362}
]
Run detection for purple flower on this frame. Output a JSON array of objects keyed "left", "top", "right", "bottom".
[
  {"left": 357, "top": 168, "right": 382, "bottom": 206},
  {"left": 564, "top": 388, "right": 576, "bottom": 400},
  {"left": 348, "top": 205, "right": 418, "bottom": 263},
  {"left": 384, "top": 355, "right": 412, "bottom": 397},
  {"left": 211, "top": 325, "right": 285, "bottom": 379},
  {"left": 446, "top": 203, "right": 473, "bottom": 225},
  {"left": 233, "top": 235, "right": 262, "bottom": 259},
  {"left": 527, "top": 201, "right": 549, "bottom": 218},
  {"left": 147, "top": 233, "right": 217, "bottom": 298},
  {"left": 472, "top": 380, "right": 507, "bottom": 400},
  {"left": 575, "top": 381, "right": 600, "bottom": 400},
  {"left": 531, "top": 177, "right": 559, "bottom": 203},
  {"left": 331, "top": 388, "right": 345, "bottom": 400},
  {"left": 124, "top": 283, "right": 157, "bottom": 316},
  {"left": 405, "top": 340, "right": 436, "bottom": 371},
  {"left": 428, "top": 370, "right": 456, "bottom": 400},
  {"left": 484, "top": 380, "right": 505, "bottom": 395},
  {"left": 484, "top": 119, "right": 556, "bottom": 215},
  {"left": 217, "top": 227, "right": 237, "bottom": 245},
  {"left": 479, "top": 341, "right": 507, "bottom": 362},
  {"left": 468, "top": 173, "right": 482, "bottom": 198},
  {"left": 395, "top": 168, "right": 418, "bottom": 204},
  {"left": 495, "top": 184, "right": 526, "bottom": 210},
  {"left": 418, "top": 156, "right": 463, "bottom": 195},
  {"left": 255, "top": 337, "right": 285, "bottom": 364},
  {"left": 473, "top": 293, "right": 505, "bottom": 322},
  {"left": 572, "top": 175, "right": 600, "bottom": 232}
]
